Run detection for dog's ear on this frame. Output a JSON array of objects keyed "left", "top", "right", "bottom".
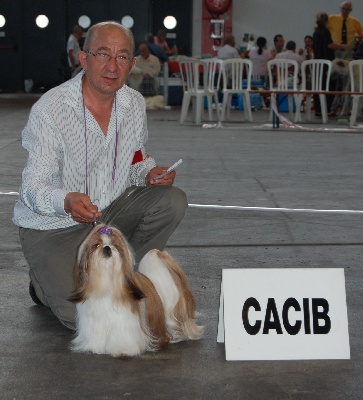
[
  {"left": 68, "top": 246, "right": 90, "bottom": 303},
  {"left": 125, "top": 275, "right": 145, "bottom": 300}
]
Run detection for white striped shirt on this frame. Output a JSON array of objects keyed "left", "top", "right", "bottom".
[{"left": 13, "top": 71, "right": 156, "bottom": 230}]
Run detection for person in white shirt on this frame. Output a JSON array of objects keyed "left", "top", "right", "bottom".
[
  {"left": 248, "top": 36, "right": 272, "bottom": 80},
  {"left": 275, "top": 40, "right": 304, "bottom": 66},
  {"left": 13, "top": 21, "right": 187, "bottom": 330},
  {"left": 217, "top": 35, "right": 241, "bottom": 59},
  {"left": 66, "top": 25, "right": 84, "bottom": 76}
]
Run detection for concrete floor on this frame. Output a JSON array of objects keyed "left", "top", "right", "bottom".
[{"left": 1, "top": 94, "right": 363, "bottom": 399}]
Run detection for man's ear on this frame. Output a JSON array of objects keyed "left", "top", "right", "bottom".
[{"left": 79, "top": 51, "right": 88, "bottom": 70}]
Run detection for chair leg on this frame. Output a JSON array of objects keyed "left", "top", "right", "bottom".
[
  {"left": 243, "top": 93, "right": 253, "bottom": 122},
  {"left": 320, "top": 94, "right": 328, "bottom": 124},
  {"left": 195, "top": 96, "right": 204, "bottom": 125},
  {"left": 305, "top": 94, "right": 312, "bottom": 121},
  {"left": 180, "top": 94, "right": 191, "bottom": 124},
  {"left": 350, "top": 96, "right": 359, "bottom": 126},
  {"left": 206, "top": 95, "right": 213, "bottom": 121},
  {"left": 213, "top": 93, "right": 221, "bottom": 122},
  {"left": 221, "top": 94, "right": 229, "bottom": 121},
  {"left": 293, "top": 94, "right": 302, "bottom": 123}
]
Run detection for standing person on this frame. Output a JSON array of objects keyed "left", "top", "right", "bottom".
[
  {"left": 270, "top": 34, "right": 285, "bottom": 59},
  {"left": 13, "top": 21, "right": 187, "bottom": 330},
  {"left": 67, "top": 25, "right": 84, "bottom": 76},
  {"left": 248, "top": 36, "right": 272, "bottom": 82},
  {"left": 313, "top": 12, "right": 349, "bottom": 116},
  {"left": 327, "top": 1, "right": 363, "bottom": 58}
]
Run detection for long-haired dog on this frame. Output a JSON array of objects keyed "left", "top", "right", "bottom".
[{"left": 69, "top": 224, "right": 203, "bottom": 357}]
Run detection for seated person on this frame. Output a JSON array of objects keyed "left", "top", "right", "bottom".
[
  {"left": 276, "top": 40, "right": 304, "bottom": 67},
  {"left": 129, "top": 43, "right": 161, "bottom": 96},
  {"left": 154, "top": 29, "right": 173, "bottom": 56},
  {"left": 248, "top": 36, "right": 272, "bottom": 82},
  {"left": 145, "top": 33, "right": 169, "bottom": 63},
  {"left": 217, "top": 35, "right": 241, "bottom": 59}
]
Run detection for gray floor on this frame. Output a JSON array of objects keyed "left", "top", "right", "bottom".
[{"left": 1, "top": 94, "right": 363, "bottom": 399}]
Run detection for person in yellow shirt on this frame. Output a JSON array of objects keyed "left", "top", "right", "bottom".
[{"left": 327, "top": 1, "right": 363, "bottom": 58}]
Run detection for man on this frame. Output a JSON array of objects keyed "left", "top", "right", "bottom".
[
  {"left": 132, "top": 43, "right": 161, "bottom": 96},
  {"left": 270, "top": 34, "right": 285, "bottom": 59},
  {"left": 301, "top": 35, "right": 314, "bottom": 60},
  {"left": 13, "top": 21, "right": 187, "bottom": 330},
  {"left": 276, "top": 40, "right": 304, "bottom": 66},
  {"left": 327, "top": 1, "right": 363, "bottom": 58},
  {"left": 67, "top": 25, "right": 84, "bottom": 76},
  {"left": 217, "top": 35, "right": 240, "bottom": 59}
]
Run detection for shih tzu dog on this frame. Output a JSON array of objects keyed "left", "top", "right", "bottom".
[{"left": 69, "top": 224, "right": 203, "bottom": 357}]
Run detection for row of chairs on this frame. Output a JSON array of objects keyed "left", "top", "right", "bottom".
[{"left": 178, "top": 57, "right": 363, "bottom": 126}]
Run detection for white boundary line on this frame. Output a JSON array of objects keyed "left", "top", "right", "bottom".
[
  {"left": 189, "top": 203, "right": 363, "bottom": 215},
  {"left": 2, "top": 192, "right": 362, "bottom": 215}
]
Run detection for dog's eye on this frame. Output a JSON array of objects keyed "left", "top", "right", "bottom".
[{"left": 92, "top": 243, "right": 100, "bottom": 249}]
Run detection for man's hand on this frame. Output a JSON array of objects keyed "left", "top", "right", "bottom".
[
  {"left": 64, "top": 192, "right": 102, "bottom": 223},
  {"left": 145, "top": 166, "right": 176, "bottom": 186}
]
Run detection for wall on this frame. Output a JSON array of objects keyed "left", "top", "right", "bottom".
[
  {"left": 192, "top": 0, "right": 363, "bottom": 56},
  {"left": 0, "top": 0, "right": 192, "bottom": 91}
]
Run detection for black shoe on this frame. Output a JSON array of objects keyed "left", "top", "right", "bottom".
[{"left": 29, "top": 282, "right": 44, "bottom": 306}]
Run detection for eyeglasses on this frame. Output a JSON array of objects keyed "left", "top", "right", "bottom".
[{"left": 85, "top": 51, "right": 133, "bottom": 66}]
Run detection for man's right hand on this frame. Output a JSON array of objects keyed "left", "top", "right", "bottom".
[{"left": 64, "top": 192, "right": 102, "bottom": 223}]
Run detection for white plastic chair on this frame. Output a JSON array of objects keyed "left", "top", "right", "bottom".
[
  {"left": 221, "top": 58, "right": 253, "bottom": 122},
  {"left": 300, "top": 59, "right": 332, "bottom": 123},
  {"left": 267, "top": 59, "right": 301, "bottom": 122},
  {"left": 178, "top": 58, "right": 222, "bottom": 124},
  {"left": 349, "top": 60, "right": 363, "bottom": 126}
]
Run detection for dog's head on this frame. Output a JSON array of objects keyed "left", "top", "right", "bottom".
[
  {"left": 331, "top": 58, "right": 350, "bottom": 80},
  {"left": 69, "top": 224, "right": 144, "bottom": 303}
]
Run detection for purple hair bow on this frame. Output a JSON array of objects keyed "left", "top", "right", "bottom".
[{"left": 98, "top": 226, "right": 113, "bottom": 235}]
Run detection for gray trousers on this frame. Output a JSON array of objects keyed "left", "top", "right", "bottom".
[{"left": 19, "top": 185, "right": 188, "bottom": 330}]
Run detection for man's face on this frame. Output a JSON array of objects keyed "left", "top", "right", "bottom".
[
  {"left": 340, "top": 2, "right": 352, "bottom": 19},
  {"left": 305, "top": 37, "right": 313, "bottom": 49},
  {"left": 80, "top": 25, "right": 135, "bottom": 96},
  {"left": 275, "top": 36, "right": 284, "bottom": 51},
  {"left": 139, "top": 44, "right": 150, "bottom": 60}
]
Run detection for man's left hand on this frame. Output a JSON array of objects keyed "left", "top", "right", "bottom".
[{"left": 146, "top": 166, "right": 176, "bottom": 186}]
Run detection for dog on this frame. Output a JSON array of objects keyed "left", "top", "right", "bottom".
[{"left": 69, "top": 224, "right": 203, "bottom": 357}]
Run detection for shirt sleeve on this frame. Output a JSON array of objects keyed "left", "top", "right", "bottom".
[{"left": 19, "top": 105, "right": 69, "bottom": 217}]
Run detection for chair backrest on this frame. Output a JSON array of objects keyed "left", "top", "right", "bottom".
[
  {"left": 301, "top": 59, "right": 332, "bottom": 91},
  {"left": 267, "top": 59, "right": 299, "bottom": 90},
  {"left": 349, "top": 59, "right": 363, "bottom": 92},
  {"left": 222, "top": 58, "right": 253, "bottom": 91},
  {"left": 178, "top": 58, "right": 204, "bottom": 94},
  {"left": 202, "top": 58, "right": 224, "bottom": 93}
]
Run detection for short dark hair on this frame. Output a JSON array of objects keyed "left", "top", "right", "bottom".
[
  {"left": 285, "top": 40, "right": 296, "bottom": 51},
  {"left": 273, "top": 34, "right": 283, "bottom": 43}
]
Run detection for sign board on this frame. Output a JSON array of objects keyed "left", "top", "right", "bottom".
[{"left": 217, "top": 268, "right": 350, "bottom": 361}]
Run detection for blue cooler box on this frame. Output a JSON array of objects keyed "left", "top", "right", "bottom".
[{"left": 237, "top": 93, "right": 263, "bottom": 110}]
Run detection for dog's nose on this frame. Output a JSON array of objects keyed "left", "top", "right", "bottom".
[{"left": 103, "top": 246, "right": 112, "bottom": 257}]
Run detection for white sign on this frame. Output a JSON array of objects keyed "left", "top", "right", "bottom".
[{"left": 217, "top": 268, "right": 350, "bottom": 361}]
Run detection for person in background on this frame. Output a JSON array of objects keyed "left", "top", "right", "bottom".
[
  {"left": 300, "top": 35, "right": 314, "bottom": 60},
  {"left": 270, "top": 34, "right": 285, "bottom": 59},
  {"left": 13, "top": 21, "right": 187, "bottom": 330},
  {"left": 133, "top": 43, "right": 161, "bottom": 97},
  {"left": 276, "top": 40, "right": 304, "bottom": 67},
  {"left": 154, "top": 29, "right": 173, "bottom": 56},
  {"left": 313, "top": 12, "right": 349, "bottom": 116},
  {"left": 67, "top": 25, "right": 84, "bottom": 76},
  {"left": 144, "top": 33, "right": 169, "bottom": 63},
  {"left": 217, "top": 34, "right": 241, "bottom": 59},
  {"left": 327, "top": 1, "right": 363, "bottom": 58},
  {"left": 248, "top": 36, "right": 272, "bottom": 82}
]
